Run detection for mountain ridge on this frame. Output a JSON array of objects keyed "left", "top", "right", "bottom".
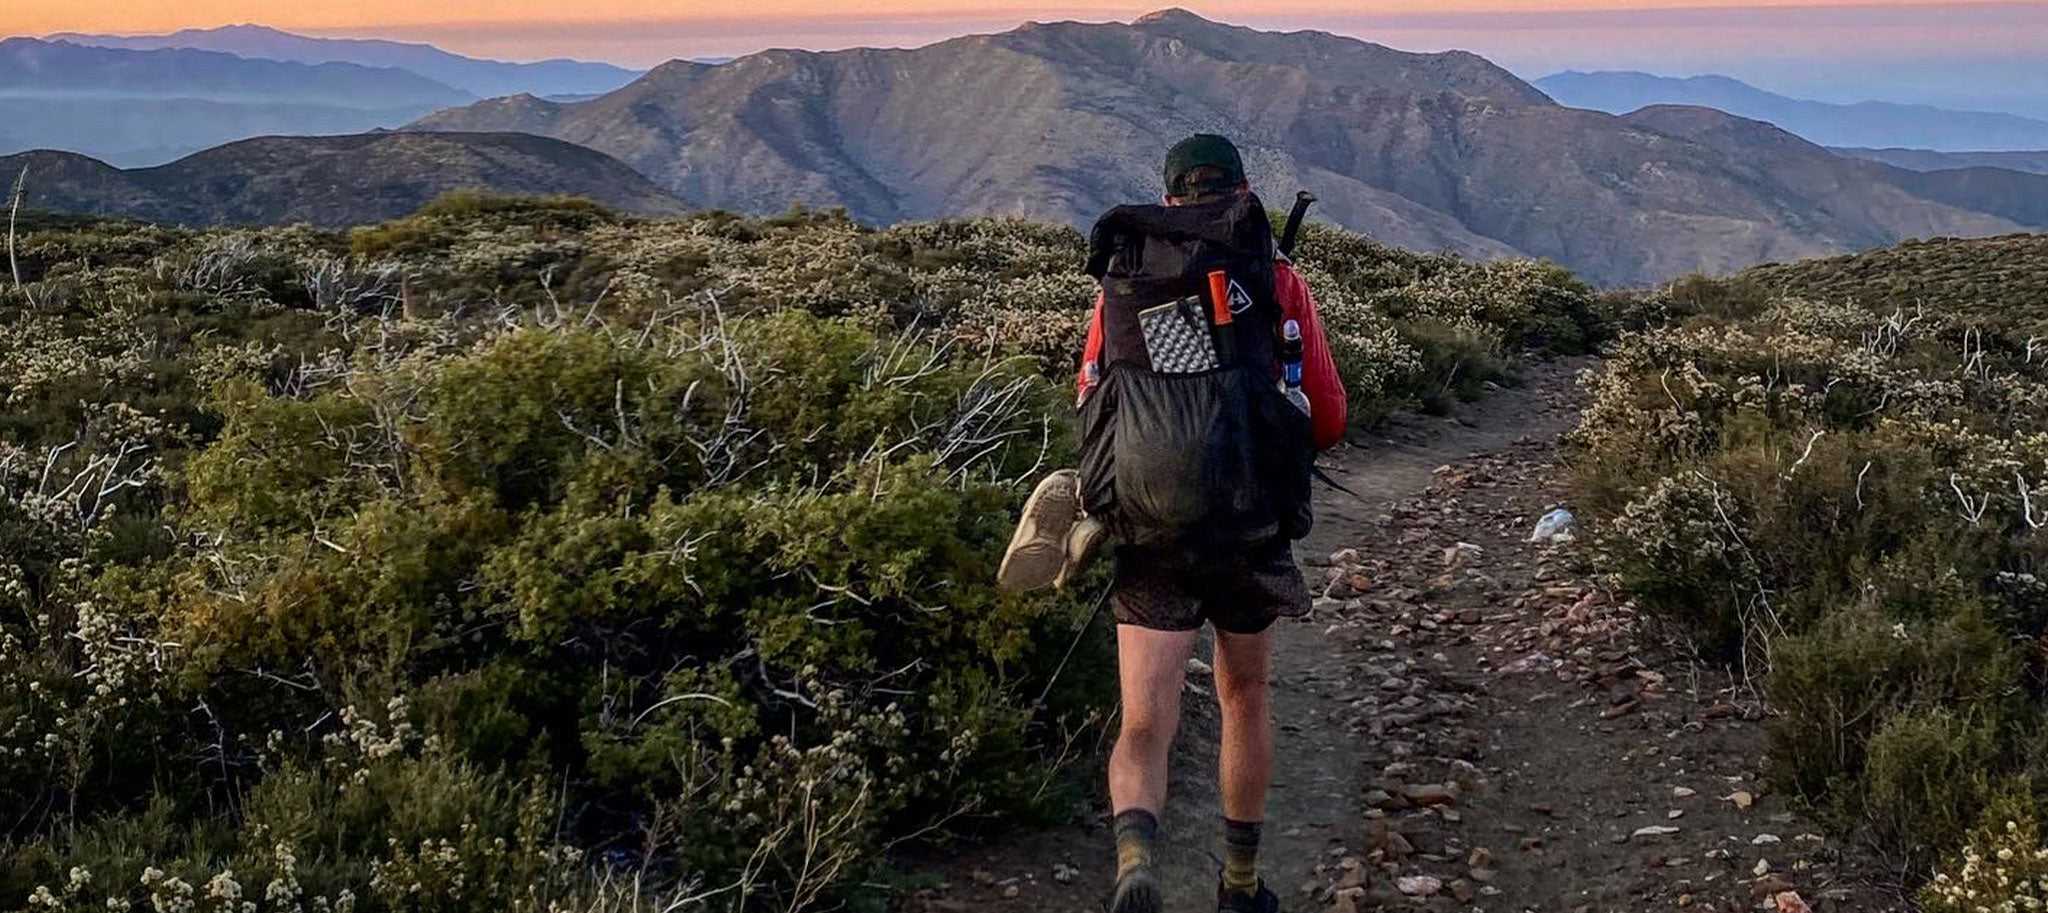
[
  {"left": 46, "top": 24, "right": 643, "bottom": 98},
  {"left": 1832, "top": 146, "right": 2048, "bottom": 175},
  {"left": 0, "top": 132, "right": 689, "bottom": 226},
  {"left": 0, "top": 37, "right": 473, "bottom": 105},
  {"left": 413, "top": 10, "right": 2048, "bottom": 286},
  {"left": 1536, "top": 70, "right": 2048, "bottom": 151}
]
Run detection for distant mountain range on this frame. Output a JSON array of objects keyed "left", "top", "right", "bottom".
[
  {"left": 1536, "top": 71, "right": 2048, "bottom": 152},
  {"left": 0, "top": 37, "right": 473, "bottom": 165},
  {"left": 0, "top": 26, "right": 646, "bottom": 167},
  {"left": 0, "top": 37, "right": 470, "bottom": 105},
  {"left": 415, "top": 9, "right": 2048, "bottom": 286},
  {"left": 0, "top": 132, "right": 687, "bottom": 226},
  {"left": 1833, "top": 147, "right": 2048, "bottom": 176},
  {"left": 48, "top": 24, "right": 643, "bottom": 99}
]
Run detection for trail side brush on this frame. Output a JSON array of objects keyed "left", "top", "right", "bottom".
[{"left": 1280, "top": 190, "right": 1316, "bottom": 258}]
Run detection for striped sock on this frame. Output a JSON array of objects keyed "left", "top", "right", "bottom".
[
  {"left": 1113, "top": 809, "right": 1160, "bottom": 882},
  {"left": 1221, "top": 818, "right": 1262, "bottom": 897}
]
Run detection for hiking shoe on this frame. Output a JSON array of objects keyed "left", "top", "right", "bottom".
[
  {"left": 1053, "top": 514, "right": 1109, "bottom": 590},
  {"left": 1216, "top": 880, "right": 1279, "bottom": 913},
  {"left": 998, "top": 469, "right": 1080, "bottom": 593},
  {"left": 1109, "top": 867, "right": 1163, "bottom": 913}
]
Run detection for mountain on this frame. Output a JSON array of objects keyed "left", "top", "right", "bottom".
[
  {"left": 1620, "top": 105, "right": 2048, "bottom": 234},
  {"left": 49, "top": 24, "right": 643, "bottom": 99},
  {"left": 413, "top": 9, "right": 2046, "bottom": 286},
  {"left": 0, "top": 132, "right": 688, "bottom": 226},
  {"left": 1833, "top": 147, "right": 2048, "bottom": 176},
  {"left": 1535, "top": 71, "right": 2048, "bottom": 152},
  {"left": 0, "top": 37, "right": 472, "bottom": 105},
  {"left": 0, "top": 37, "right": 475, "bottom": 167}
]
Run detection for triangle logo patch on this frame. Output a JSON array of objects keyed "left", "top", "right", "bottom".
[{"left": 1227, "top": 280, "right": 1255, "bottom": 315}]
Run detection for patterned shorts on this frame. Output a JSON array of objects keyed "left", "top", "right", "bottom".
[{"left": 1110, "top": 538, "right": 1310, "bottom": 635}]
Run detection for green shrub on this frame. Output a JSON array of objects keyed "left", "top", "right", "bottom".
[
  {"left": 1572, "top": 262, "right": 2048, "bottom": 878},
  {"left": 0, "top": 198, "right": 1602, "bottom": 909}
]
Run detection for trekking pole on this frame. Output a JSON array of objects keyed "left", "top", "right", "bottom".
[
  {"left": 1033, "top": 574, "right": 1115, "bottom": 712},
  {"left": 1279, "top": 191, "right": 1316, "bottom": 258}
]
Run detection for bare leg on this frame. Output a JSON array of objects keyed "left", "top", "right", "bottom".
[
  {"left": 1109, "top": 624, "right": 1198, "bottom": 816},
  {"left": 1213, "top": 627, "right": 1274, "bottom": 822}
]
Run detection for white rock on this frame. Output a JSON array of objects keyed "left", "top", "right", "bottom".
[
  {"left": 1752, "top": 834, "right": 1781, "bottom": 845},
  {"left": 1632, "top": 825, "right": 1682, "bottom": 840},
  {"left": 1394, "top": 875, "right": 1443, "bottom": 897},
  {"left": 1672, "top": 787, "right": 1697, "bottom": 799},
  {"left": 1187, "top": 657, "right": 1213, "bottom": 675},
  {"left": 1529, "top": 508, "right": 1579, "bottom": 543}
]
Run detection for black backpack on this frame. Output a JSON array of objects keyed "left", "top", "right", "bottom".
[{"left": 1076, "top": 192, "right": 1314, "bottom": 553}]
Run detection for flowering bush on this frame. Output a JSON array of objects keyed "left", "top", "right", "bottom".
[
  {"left": 1570, "top": 262, "right": 2048, "bottom": 877},
  {"left": 1923, "top": 809, "right": 2048, "bottom": 913}
]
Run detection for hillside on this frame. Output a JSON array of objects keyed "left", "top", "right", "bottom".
[
  {"left": 413, "top": 9, "right": 2048, "bottom": 286},
  {"left": 1572, "top": 230, "right": 2048, "bottom": 906},
  {"left": 50, "top": 24, "right": 643, "bottom": 98},
  {"left": 1737, "top": 232, "right": 2048, "bottom": 331},
  {"left": 0, "top": 133, "right": 688, "bottom": 225},
  {"left": 1537, "top": 70, "right": 2048, "bottom": 151},
  {"left": 0, "top": 191, "right": 1621, "bottom": 913},
  {"left": 1621, "top": 104, "right": 2048, "bottom": 240},
  {"left": 1834, "top": 147, "right": 2048, "bottom": 175}
]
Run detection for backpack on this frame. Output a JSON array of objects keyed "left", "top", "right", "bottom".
[{"left": 1076, "top": 192, "right": 1314, "bottom": 553}]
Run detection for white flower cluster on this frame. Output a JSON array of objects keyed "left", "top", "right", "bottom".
[{"left": 1925, "top": 819, "right": 2048, "bottom": 913}]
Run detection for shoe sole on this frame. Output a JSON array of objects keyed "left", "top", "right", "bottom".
[
  {"left": 998, "top": 470, "right": 1080, "bottom": 593},
  {"left": 1110, "top": 869, "right": 1162, "bottom": 913},
  {"left": 1054, "top": 516, "right": 1108, "bottom": 590}
]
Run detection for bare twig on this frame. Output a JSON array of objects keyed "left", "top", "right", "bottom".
[
  {"left": 7, "top": 164, "right": 28, "bottom": 304},
  {"left": 2016, "top": 470, "right": 2045, "bottom": 531},
  {"left": 1949, "top": 472, "right": 1990, "bottom": 526},
  {"left": 1783, "top": 430, "right": 1824, "bottom": 479}
]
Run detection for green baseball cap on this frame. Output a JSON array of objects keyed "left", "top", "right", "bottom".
[{"left": 1163, "top": 134, "right": 1246, "bottom": 198}]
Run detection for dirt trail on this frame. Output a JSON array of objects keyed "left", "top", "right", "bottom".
[{"left": 910, "top": 359, "right": 1904, "bottom": 913}]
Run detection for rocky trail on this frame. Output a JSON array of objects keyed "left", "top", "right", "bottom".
[{"left": 909, "top": 359, "right": 1906, "bottom": 913}]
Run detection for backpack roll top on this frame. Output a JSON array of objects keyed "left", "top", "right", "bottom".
[{"left": 1077, "top": 193, "right": 1315, "bottom": 551}]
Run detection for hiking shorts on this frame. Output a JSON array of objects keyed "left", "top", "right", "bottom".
[{"left": 1111, "top": 538, "right": 1310, "bottom": 635}]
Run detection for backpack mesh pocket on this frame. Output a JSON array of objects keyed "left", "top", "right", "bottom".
[{"left": 1137, "top": 296, "right": 1219, "bottom": 374}]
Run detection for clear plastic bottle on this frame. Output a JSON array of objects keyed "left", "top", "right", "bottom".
[{"left": 1280, "top": 319, "right": 1310, "bottom": 417}]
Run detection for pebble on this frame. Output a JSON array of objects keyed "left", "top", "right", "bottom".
[
  {"left": 1672, "top": 786, "right": 1697, "bottom": 798},
  {"left": 1631, "top": 825, "right": 1682, "bottom": 840},
  {"left": 1394, "top": 874, "right": 1443, "bottom": 897},
  {"left": 1402, "top": 783, "right": 1460, "bottom": 806}
]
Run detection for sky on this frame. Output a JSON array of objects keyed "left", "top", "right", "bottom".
[{"left": 14, "top": 0, "right": 2048, "bottom": 113}]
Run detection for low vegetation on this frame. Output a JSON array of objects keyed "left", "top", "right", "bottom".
[
  {"left": 0, "top": 195, "right": 1599, "bottom": 911},
  {"left": 1568, "top": 251, "right": 2048, "bottom": 888}
]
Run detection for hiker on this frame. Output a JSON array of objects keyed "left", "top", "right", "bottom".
[{"left": 1000, "top": 135, "right": 1346, "bottom": 913}]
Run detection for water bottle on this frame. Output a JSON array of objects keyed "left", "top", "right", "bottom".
[{"left": 1280, "top": 319, "right": 1310, "bottom": 417}]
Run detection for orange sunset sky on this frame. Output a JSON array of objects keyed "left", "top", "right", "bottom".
[{"left": 12, "top": 0, "right": 2048, "bottom": 109}]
